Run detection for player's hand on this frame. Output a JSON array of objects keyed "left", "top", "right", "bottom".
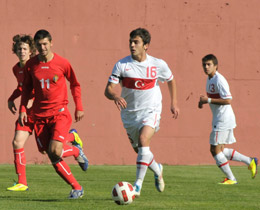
[
  {"left": 171, "top": 105, "right": 180, "bottom": 119},
  {"left": 114, "top": 96, "right": 127, "bottom": 111},
  {"left": 26, "top": 99, "right": 34, "bottom": 109},
  {"left": 18, "top": 112, "right": 27, "bottom": 127},
  {"left": 198, "top": 101, "right": 203, "bottom": 109},
  {"left": 8, "top": 100, "right": 17, "bottom": 114},
  {"left": 75, "top": 110, "right": 84, "bottom": 122},
  {"left": 199, "top": 95, "right": 209, "bottom": 109}
]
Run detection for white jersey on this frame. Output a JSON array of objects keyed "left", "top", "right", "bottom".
[
  {"left": 108, "top": 54, "right": 173, "bottom": 112},
  {"left": 206, "top": 71, "right": 236, "bottom": 131}
]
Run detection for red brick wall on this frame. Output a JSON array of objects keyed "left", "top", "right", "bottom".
[{"left": 1, "top": 0, "right": 260, "bottom": 165}]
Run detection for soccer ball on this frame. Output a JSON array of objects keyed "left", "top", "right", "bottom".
[{"left": 111, "top": 181, "right": 135, "bottom": 205}]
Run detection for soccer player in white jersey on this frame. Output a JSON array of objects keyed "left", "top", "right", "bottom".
[
  {"left": 105, "top": 28, "right": 179, "bottom": 196},
  {"left": 199, "top": 54, "right": 257, "bottom": 184}
]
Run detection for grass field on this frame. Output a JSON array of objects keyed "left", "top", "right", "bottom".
[{"left": 0, "top": 164, "right": 259, "bottom": 210}]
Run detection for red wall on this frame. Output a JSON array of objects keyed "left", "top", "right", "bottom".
[{"left": 1, "top": 0, "right": 260, "bottom": 165}]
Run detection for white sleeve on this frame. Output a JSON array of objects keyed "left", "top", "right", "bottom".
[
  {"left": 108, "top": 62, "right": 122, "bottom": 84},
  {"left": 158, "top": 59, "right": 174, "bottom": 82},
  {"left": 217, "top": 77, "right": 232, "bottom": 99}
]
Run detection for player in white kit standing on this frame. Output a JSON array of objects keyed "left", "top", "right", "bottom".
[
  {"left": 199, "top": 54, "right": 258, "bottom": 184},
  {"left": 105, "top": 28, "right": 179, "bottom": 196}
]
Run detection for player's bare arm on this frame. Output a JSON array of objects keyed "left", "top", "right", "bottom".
[
  {"left": 8, "top": 100, "right": 17, "bottom": 114},
  {"left": 105, "top": 82, "right": 127, "bottom": 111},
  {"left": 18, "top": 112, "right": 27, "bottom": 127},
  {"left": 75, "top": 110, "right": 84, "bottom": 122},
  {"left": 199, "top": 94, "right": 231, "bottom": 109},
  {"left": 167, "top": 79, "right": 179, "bottom": 119}
]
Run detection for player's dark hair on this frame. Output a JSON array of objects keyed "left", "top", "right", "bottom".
[
  {"left": 12, "top": 34, "right": 36, "bottom": 57},
  {"left": 202, "top": 54, "right": 218, "bottom": 66},
  {"left": 34, "top": 29, "right": 52, "bottom": 42},
  {"left": 130, "top": 28, "right": 151, "bottom": 45}
]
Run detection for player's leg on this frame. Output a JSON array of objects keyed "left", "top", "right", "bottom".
[
  {"left": 210, "top": 130, "right": 237, "bottom": 183},
  {"left": 13, "top": 130, "right": 30, "bottom": 184},
  {"left": 7, "top": 117, "right": 33, "bottom": 192},
  {"left": 211, "top": 144, "right": 237, "bottom": 183},
  {"left": 62, "top": 143, "right": 79, "bottom": 158},
  {"left": 34, "top": 118, "right": 83, "bottom": 193},
  {"left": 7, "top": 131, "right": 30, "bottom": 191},
  {"left": 48, "top": 140, "right": 83, "bottom": 197},
  {"left": 223, "top": 148, "right": 251, "bottom": 164},
  {"left": 134, "top": 125, "right": 165, "bottom": 195},
  {"left": 62, "top": 143, "right": 89, "bottom": 171},
  {"left": 49, "top": 110, "right": 84, "bottom": 198},
  {"left": 223, "top": 148, "right": 257, "bottom": 178},
  {"left": 221, "top": 130, "right": 258, "bottom": 178}
]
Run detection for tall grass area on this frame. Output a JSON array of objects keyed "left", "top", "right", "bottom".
[{"left": 0, "top": 164, "right": 259, "bottom": 209}]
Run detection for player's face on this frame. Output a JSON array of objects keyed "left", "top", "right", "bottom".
[
  {"left": 16, "top": 42, "right": 31, "bottom": 63},
  {"left": 202, "top": 60, "right": 217, "bottom": 78},
  {"left": 35, "top": 38, "right": 52, "bottom": 57},
  {"left": 129, "top": 36, "right": 148, "bottom": 61}
]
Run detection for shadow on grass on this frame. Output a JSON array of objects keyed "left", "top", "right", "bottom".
[{"left": 0, "top": 196, "right": 60, "bottom": 202}]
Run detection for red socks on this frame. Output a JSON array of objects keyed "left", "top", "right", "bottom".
[
  {"left": 62, "top": 144, "right": 79, "bottom": 158},
  {"left": 52, "top": 159, "right": 81, "bottom": 190},
  {"left": 14, "top": 148, "right": 27, "bottom": 185}
]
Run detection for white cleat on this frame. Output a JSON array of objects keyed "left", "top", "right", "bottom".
[
  {"left": 133, "top": 185, "right": 141, "bottom": 198},
  {"left": 154, "top": 163, "right": 165, "bottom": 192}
]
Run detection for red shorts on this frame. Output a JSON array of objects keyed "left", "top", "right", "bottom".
[
  {"left": 34, "top": 107, "right": 72, "bottom": 153},
  {"left": 15, "top": 108, "right": 34, "bottom": 134}
]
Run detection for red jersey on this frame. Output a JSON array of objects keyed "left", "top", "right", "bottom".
[
  {"left": 20, "top": 53, "right": 83, "bottom": 118},
  {"left": 8, "top": 63, "right": 34, "bottom": 102}
]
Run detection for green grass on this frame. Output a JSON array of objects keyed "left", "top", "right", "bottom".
[{"left": 0, "top": 164, "right": 259, "bottom": 209}]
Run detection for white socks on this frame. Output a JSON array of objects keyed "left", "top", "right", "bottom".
[
  {"left": 222, "top": 148, "right": 251, "bottom": 165},
  {"left": 135, "top": 147, "right": 160, "bottom": 188},
  {"left": 214, "top": 152, "right": 236, "bottom": 181}
]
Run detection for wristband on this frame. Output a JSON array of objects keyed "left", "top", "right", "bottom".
[{"left": 207, "top": 98, "right": 212, "bottom": 104}]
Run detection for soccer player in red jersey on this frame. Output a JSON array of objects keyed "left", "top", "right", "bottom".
[
  {"left": 7, "top": 34, "right": 36, "bottom": 192},
  {"left": 19, "top": 30, "right": 88, "bottom": 199}
]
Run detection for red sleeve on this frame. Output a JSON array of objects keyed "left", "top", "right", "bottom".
[
  {"left": 19, "top": 65, "right": 33, "bottom": 113},
  {"left": 8, "top": 67, "right": 22, "bottom": 101},
  {"left": 8, "top": 88, "right": 22, "bottom": 101},
  {"left": 65, "top": 63, "right": 83, "bottom": 111}
]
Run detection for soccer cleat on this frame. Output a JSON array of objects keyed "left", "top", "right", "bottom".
[
  {"left": 7, "top": 183, "right": 28, "bottom": 191},
  {"left": 219, "top": 178, "right": 238, "bottom": 185},
  {"left": 155, "top": 163, "right": 165, "bottom": 192},
  {"left": 75, "top": 144, "right": 89, "bottom": 171},
  {"left": 248, "top": 157, "right": 258, "bottom": 179},
  {"left": 69, "top": 129, "right": 83, "bottom": 148},
  {"left": 68, "top": 187, "right": 84, "bottom": 199},
  {"left": 133, "top": 185, "right": 141, "bottom": 198}
]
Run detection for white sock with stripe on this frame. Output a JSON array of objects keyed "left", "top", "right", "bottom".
[
  {"left": 223, "top": 148, "right": 251, "bottom": 165},
  {"left": 148, "top": 157, "right": 161, "bottom": 177},
  {"left": 134, "top": 147, "right": 153, "bottom": 188},
  {"left": 214, "top": 152, "right": 236, "bottom": 181}
]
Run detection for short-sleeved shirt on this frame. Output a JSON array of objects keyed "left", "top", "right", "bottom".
[
  {"left": 108, "top": 54, "right": 173, "bottom": 114},
  {"left": 206, "top": 71, "right": 236, "bottom": 131}
]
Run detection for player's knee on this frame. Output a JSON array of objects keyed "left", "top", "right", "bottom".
[
  {"left": 139, "top": 133, "right": 149, "bottom": 146},
  {"left": 48, "top": 146, "right": 62, "bottom": 160},
  {"left": 12, "top": 138, "right": 25, "bottom": 149}
]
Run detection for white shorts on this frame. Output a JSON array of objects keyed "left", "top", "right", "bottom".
[
  {"left": 210, "top": 129, "right": 236, "bottom": 146},
  {"left": 121, "top": 108, "right": 161, "bottom": 148}
]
